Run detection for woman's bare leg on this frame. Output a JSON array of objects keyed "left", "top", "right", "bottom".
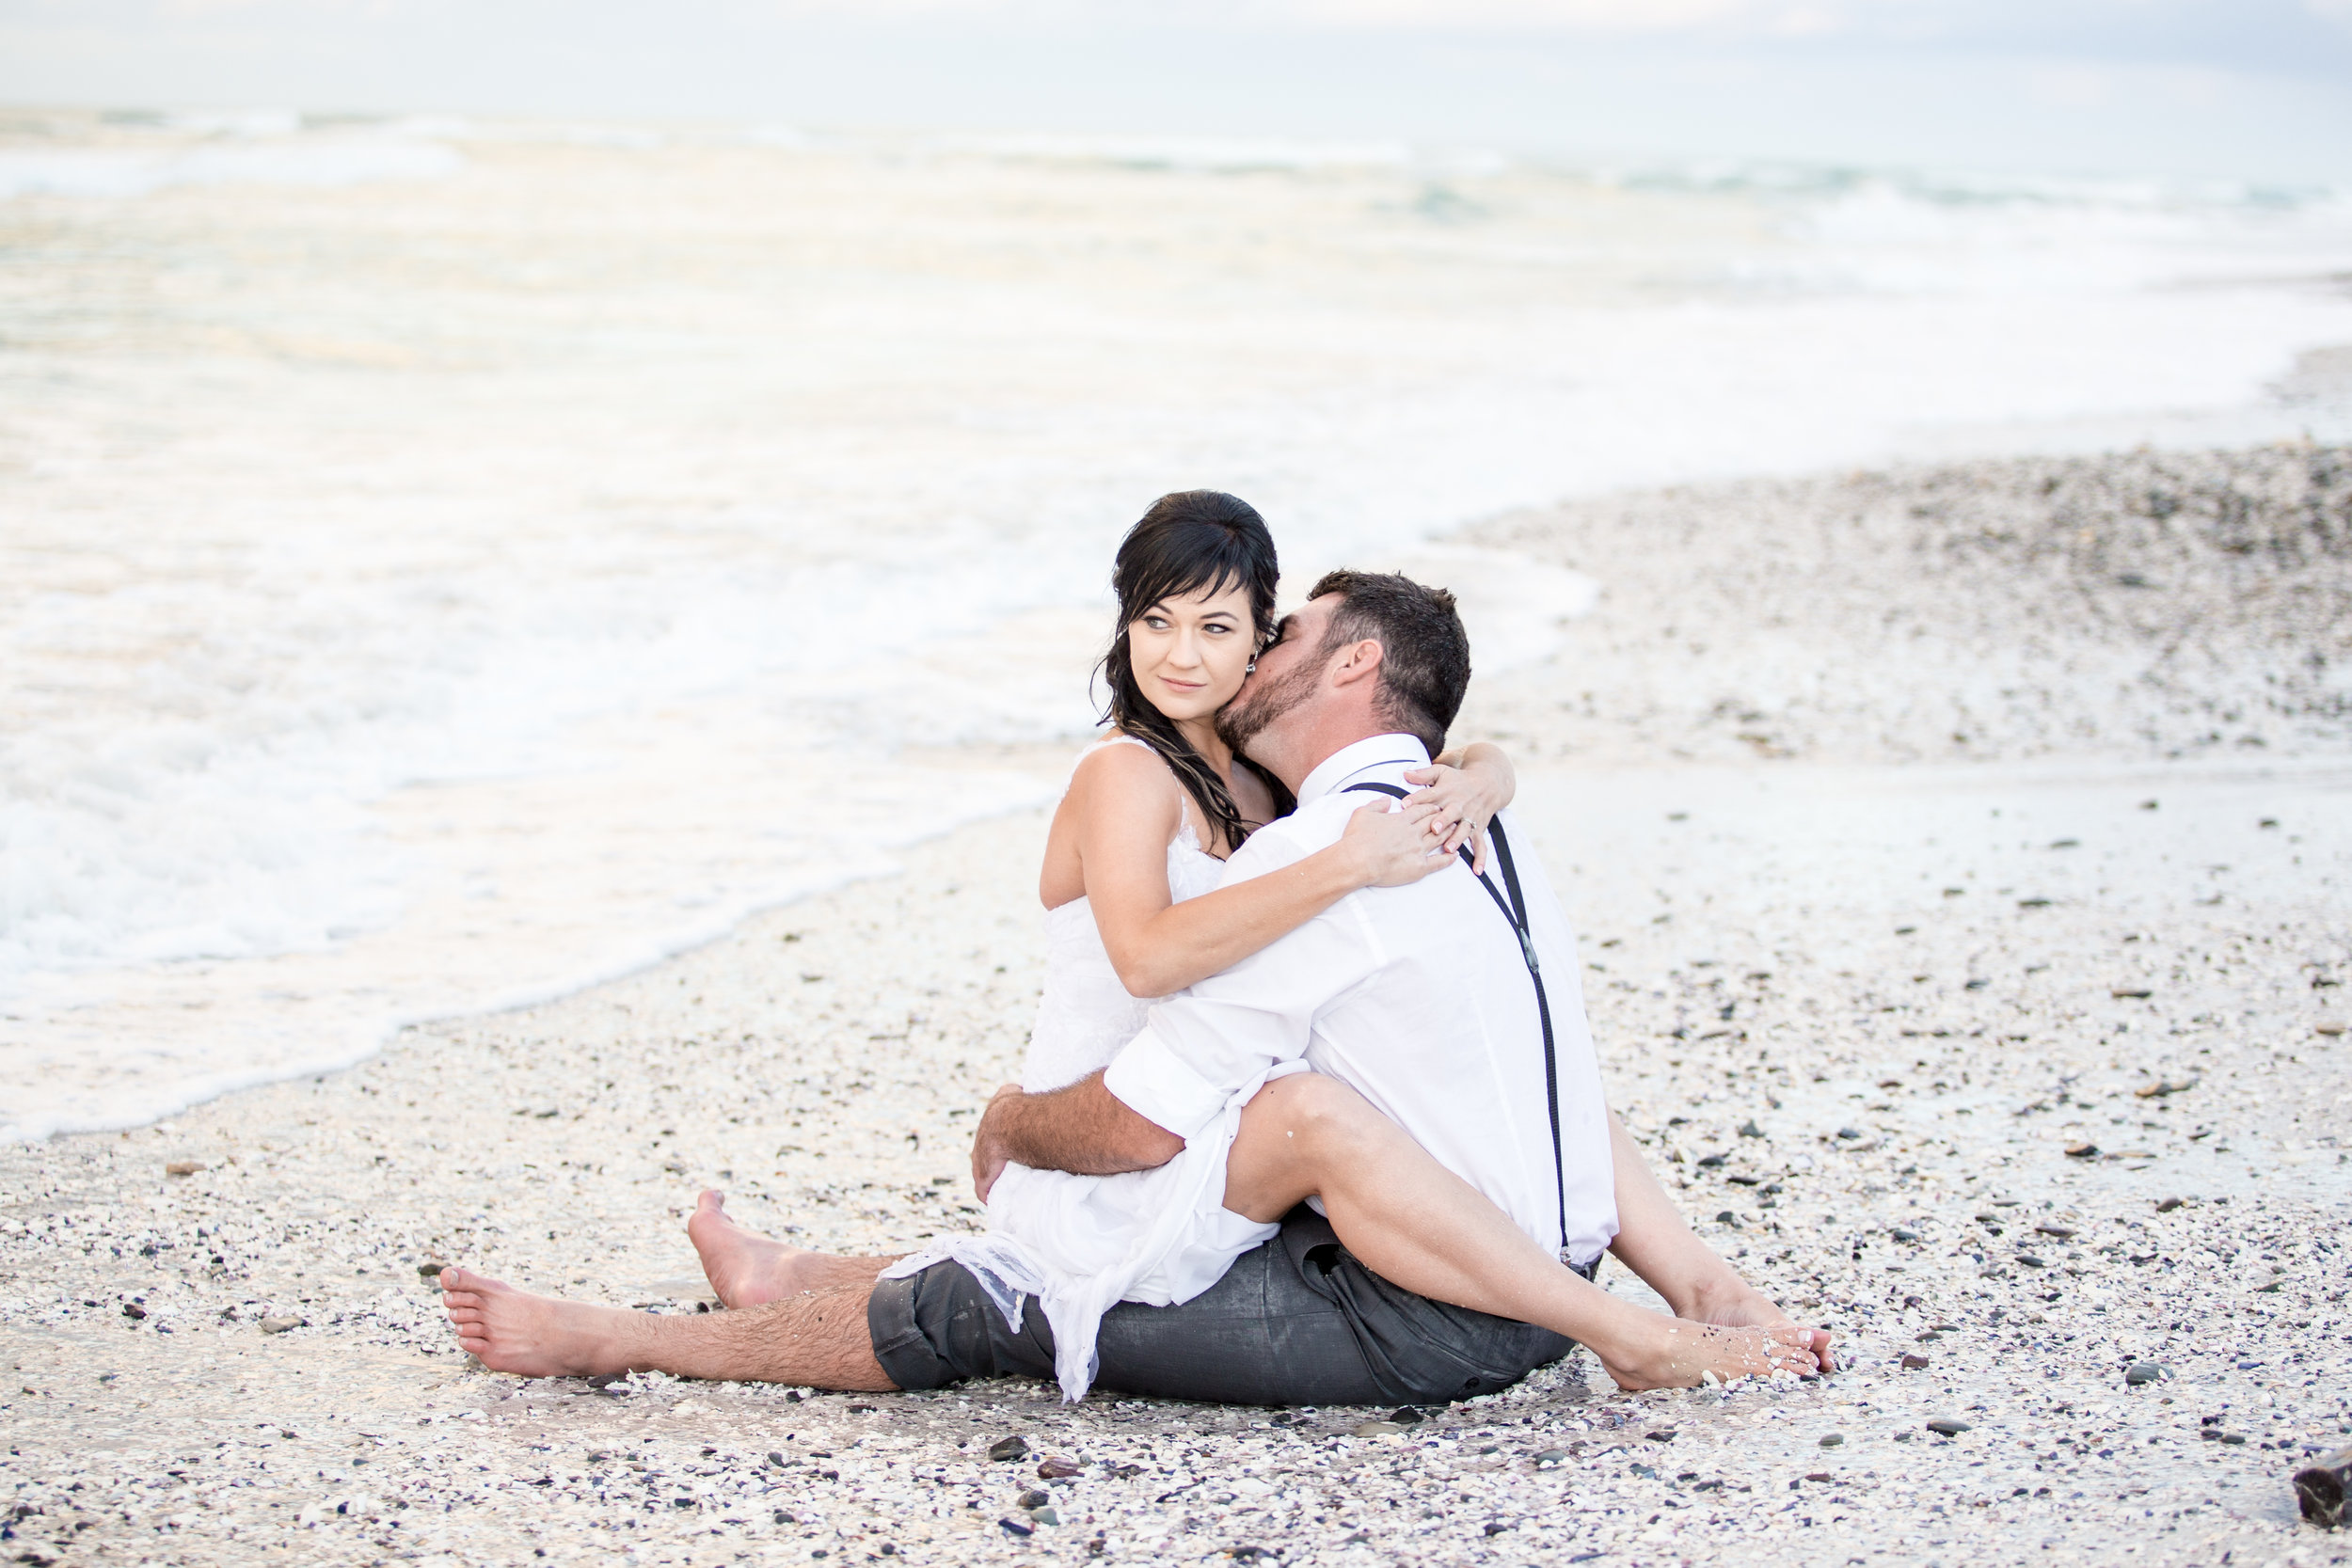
[
  {"left": 687, "top": 1191, "right": 899, "bottom": 1308},
  {"left": 1221, "top": 1073, "right": 1824, "bottom": 1390}
]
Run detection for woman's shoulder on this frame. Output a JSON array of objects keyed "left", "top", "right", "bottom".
[
  {"left": 1071, "top": 731, "right": 1166, "bottom": 780},
  {"left": 1068, "top": 732, "right": 1184, "bottom": 807}
]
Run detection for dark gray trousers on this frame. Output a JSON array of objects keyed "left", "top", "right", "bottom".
[{"left": 867, "top": 1206, "right": 1575, "bottom": 1406}]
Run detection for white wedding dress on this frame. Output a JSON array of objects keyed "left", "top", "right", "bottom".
[{"left": 878, "top": 736, "right": 1292, "bottom": 1401}]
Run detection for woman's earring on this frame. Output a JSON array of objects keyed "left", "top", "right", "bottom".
[{"left": 1246, "top": 660, "right": 1257, "bottom": 673}]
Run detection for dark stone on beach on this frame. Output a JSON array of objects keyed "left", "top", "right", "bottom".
[
  {"left": 1820, "top": 1434, "right": 1844, "bottom": 1448},
  {"left": 1391, "top": 1406, "right": 1429, "bottom": 1425},
  {"left": 988, "top": 1436, "right": 1028, "bottom": 1462},
  {"left": 2035, "top": 1225, "right": 2077, "bottom": 1240},
  {"left": 2124, "top": 1362, "right": 2168, "bottom": 1386},
  {"left": 1738, "top": 1119, "right": 1765, "bottom": 1138},
  {"left": 1891, "top": 1227, "right": 1920, "bottom": 1242},
  {"left": 1645, "top": 1429, "right": 1677, "bottom": 1442},
  {"left": 417, "top": 1261, "right": 445, "bottom": 1277},
  {"left": 1696, "top": 1153, "right": 1727, "bottom": 1168},
  {"left": 1836, "top": 1128, "right": 1862, "bottom": 1140},
  {"left": 1228, "top": 1550, "right": 1275, "bottom": 1563},
  {"left": 1805, "top": 1471, "right": 1835, "bottom": 1482},
  {"left": 120, "top": 1304, "right": 146, "bottom": 1320},
  {"left": 2292, "top": 1448, "right": 2351, "bottom": 1528},
  {"left": 766, "top": 1451, "right": 787, "bottom": 1467},
  {"left": 1902, "top": 1354, "right": 1931, "bottom": 1370},
  {"left": 2156, "top": 1196, "right": 2184, "bottom": 1212},
  {"left": 1534, "top": 1449, "right": 1568, "bottom": 1467},
  {"left": 1926, "top": 1419, "right": 1970, "bottom": 1436},
  {"left": 1715, "top": 1210, "right": 1739, "bottom": 1225},
  {"left": 2065, "top": 1142, "right": 2099, "bottom": 1159},
  {"left": 1036, "top": 1456, "right": 1081, "bottom": 1480},
  {"left": 1017, "top": 1490, "right": 1050, "bottom": 1510},
  {"left": 998, "top": 1518, "right": 1034, "bottom": 1538}
]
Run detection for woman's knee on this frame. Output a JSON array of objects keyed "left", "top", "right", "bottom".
[{"left": 1248, "top": 1071, "right": 1387, "bottom": 1149}]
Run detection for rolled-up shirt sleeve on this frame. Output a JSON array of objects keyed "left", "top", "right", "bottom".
[{"left": 1101, "top": 811, "right": 1383, "bottom": 1140}]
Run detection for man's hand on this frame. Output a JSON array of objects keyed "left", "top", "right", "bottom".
[
  {"left": 965, "top": 1069, "right": 1183, "bottom": 1198},
  {"left": 971, "top": 1083, "right": 1024, "bottom": 1203}
]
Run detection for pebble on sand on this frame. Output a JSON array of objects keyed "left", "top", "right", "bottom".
[{"left": 2293, "top": 1447, "right": 2352, "bottom": 1529}]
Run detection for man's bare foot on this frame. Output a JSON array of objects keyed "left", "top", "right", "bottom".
[
  {"left": 440, "top": 1266, "right": 652, "bottom": 1379},
  {"left": 688, "top": 1191, "right": 856, "bottom": 1308},
  {"left": 1596, "top": 1316, "right": 1822, "bottom": 1391}
]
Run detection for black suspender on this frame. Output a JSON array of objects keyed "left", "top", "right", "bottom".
[{"left": 1343, "top": 783, "right": 1571, "bottom": 1263}]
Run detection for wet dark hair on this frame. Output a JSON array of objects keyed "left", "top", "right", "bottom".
[
  {"left": 1097, "top": 491, "right": 1292, "bottom": 850},
  {"left": 1307, "top": 568, "right": 1472, "bottom": 755}
]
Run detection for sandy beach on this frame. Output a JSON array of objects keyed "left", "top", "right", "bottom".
[{"left": 5, "top": 443, "right": 2349, "bottom": 1567}]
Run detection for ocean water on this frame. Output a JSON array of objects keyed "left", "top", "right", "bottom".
[{"left": 5, "top": 110, "right": 2351, "bottom": 1141}]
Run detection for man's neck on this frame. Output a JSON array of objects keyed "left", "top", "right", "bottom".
[{"left": 1264, "top": 718, "right": 1412, "bottom": 798}]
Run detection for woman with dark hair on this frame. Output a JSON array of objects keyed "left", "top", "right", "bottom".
[{"left": 1022, "top": 490, "right": 1508, "bottom": 1090}]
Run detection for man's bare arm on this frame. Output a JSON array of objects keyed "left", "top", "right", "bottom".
[{"left": 970, "top": 1071, "right": 1184, "bottom": 1200}]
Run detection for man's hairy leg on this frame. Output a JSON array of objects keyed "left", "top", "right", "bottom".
[
  {"left": 1221, "top": 1073, "right": 1825, "bottom": 1390},
  {"left": 439, "top": 1266, "right": 895, "bottom": 1390},
  {"left": 688, "top": 1191, "right": 900, "bottom": 1309}
]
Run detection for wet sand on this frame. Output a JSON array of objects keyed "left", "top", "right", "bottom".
[{"left": 4, "top": 444, "right": 2348, "bottom": 1567}]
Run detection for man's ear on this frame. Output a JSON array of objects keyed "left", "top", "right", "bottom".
[{"left": 1327, "top": 638, "right": 1384, "bottom": 689}]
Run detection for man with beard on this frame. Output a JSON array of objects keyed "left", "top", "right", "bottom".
[{"left": 440, "top": 571, "right": 1828, "bottom": 1400}]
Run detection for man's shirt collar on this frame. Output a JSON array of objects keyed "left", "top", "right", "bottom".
[{"left": 1295, "top": 734, "right": 1434, "bottom": 806}]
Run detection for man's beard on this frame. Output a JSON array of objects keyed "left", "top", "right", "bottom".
[{"left": 1216, "top": 652, "right": 1322, "bottom": 759}]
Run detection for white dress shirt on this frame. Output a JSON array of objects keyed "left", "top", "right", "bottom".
[{"left": 1104, "top": 734, "right": 1621, "bottom": 1268}]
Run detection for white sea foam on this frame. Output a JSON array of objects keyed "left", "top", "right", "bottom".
[
  {"left": 4, "top": 115, "right": 2351, "bottom": 1140},
  {"left": 0, "top": 136, "right": 462, "bottom": 200}
]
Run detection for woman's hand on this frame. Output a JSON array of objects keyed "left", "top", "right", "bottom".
[
  {"left": 1401, "top": 760, "right": 1509, "bottom": 875},
  {"left": 1339, "top": 800, "right": 1449, "bottom": 889}
]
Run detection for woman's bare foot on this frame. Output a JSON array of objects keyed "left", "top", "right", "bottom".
[
  {"left": 688, "top": 1191, "right": 891, "bottom": 1308},
  {"left": 439, "top": 1266, "right": 652, "bottom": 1379},
  {"left": 1595, "top": 1315, "right": 1822, "bottom": 1391}
]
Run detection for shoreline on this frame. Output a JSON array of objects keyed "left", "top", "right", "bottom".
[{"left": 5, "top": 441, "right": 2347, "bottom": 1567}]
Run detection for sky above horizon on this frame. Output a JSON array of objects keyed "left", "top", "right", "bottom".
[{"left": 6, "top": 0, "right": 2351, "bottom": 181}]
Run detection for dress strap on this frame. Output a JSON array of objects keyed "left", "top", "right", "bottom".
[{"left": 1075, "top": 735, "right": 1157, "bottom": 762}]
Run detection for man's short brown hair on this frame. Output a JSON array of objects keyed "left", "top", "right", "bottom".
[{"left": 1307, "top": 569, "right": 1471, "bottom": 754}]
